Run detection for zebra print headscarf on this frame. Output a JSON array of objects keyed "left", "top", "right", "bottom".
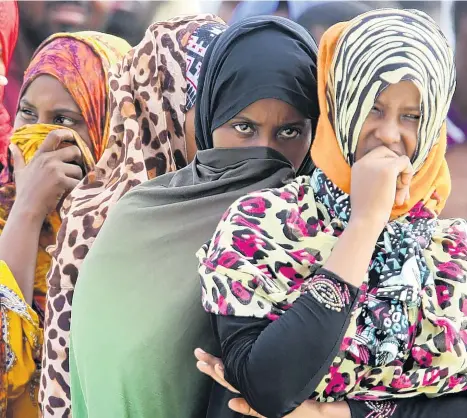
[{"left": 328, "top": 9, "right": 455, "bottom": 171}]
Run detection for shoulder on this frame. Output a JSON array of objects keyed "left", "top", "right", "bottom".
[{"left": 222, "top": 176, "right": 313, "bottom": 223}]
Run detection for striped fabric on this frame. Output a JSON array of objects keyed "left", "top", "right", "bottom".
[{"left": 328, "top": 9, "right": 456, "bottom": 171}]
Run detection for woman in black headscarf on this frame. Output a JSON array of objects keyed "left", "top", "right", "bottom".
[{"left": 69, "top": 16, "right": 319, "bottom": 418}]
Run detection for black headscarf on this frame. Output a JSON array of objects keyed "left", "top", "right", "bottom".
[{"left": 195, "top": 15, "right": 319, "bottom": 175}]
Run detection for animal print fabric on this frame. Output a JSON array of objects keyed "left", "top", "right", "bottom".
[
  {"left": 198, "top": 170, "right": 467, "bottom": 400},
  {"left": 41, "top": 15, "right": 225, "bottom": 418}
]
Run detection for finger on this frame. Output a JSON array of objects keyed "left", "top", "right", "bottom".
[
  {"left": 9, "top": 144, "right": 25, "bottom": 170},
  {"left": 0, "top": 75, "right": 8, "bottom": 86},
  {"left": 364, "top": 145, "right": 400, "bottom": 160},
  {"left": 53, "top": 145, "right": 83, "bottom": 164},
  {"left": 62, "top": 176, "right": 80, "bottom": 192},
  {"left": 37, "top": 129, "right": 74, "bottom": 153},
  {"left": 394, "top": 155, "right": 413, "bottom": 178},
  {"left": 228, "top": 398, "right": 265, "bottom": 418},
  {"left": 60, "top": 162, "right": 84, "bottom": 180},
  {"left": 196, "top": 361, "right": 239, "bottom": 393},
  {"left": 194, "top": 348, "right": 221, "bottom": 366}
]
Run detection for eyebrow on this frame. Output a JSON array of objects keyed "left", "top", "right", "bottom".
[
  {"left": 232, "top": 115, "right": 307, "bottom": 127},
  {"left": 19, "top": 98, "right": 35, "bottom": 108},
  {"left": 19, "top": 98, "right": 82, "bottom": 115},
  {"left": 401, "top": 106, "right": 421, "bottom": 112},
  {"left": 374, "top": 100, "right": 420, "bottom": 113}
]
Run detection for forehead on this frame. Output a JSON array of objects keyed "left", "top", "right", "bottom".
[
  {"left": 240, "top": 98, "right": 305, "bottom": 121},
  {"left": 376, "top": 81, "right": 421, "bottom": 103},
  {"left": 21, "top": 75, "right": 80, "bottom": 112}
]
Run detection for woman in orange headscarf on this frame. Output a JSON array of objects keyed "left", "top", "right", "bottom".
[
  {"left": 0, "top": 0, "right": 19, "bottom": 182},
  {"left": 0, "top": 32, "right": 130, "bottom": 417},
  {"left": 196, "top": 8, "right": 467, "bottom": 418}
]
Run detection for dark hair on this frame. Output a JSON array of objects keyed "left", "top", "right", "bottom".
[
  {"left": 453, "top": 1, "right": 467, "bottom": 38},
  {"left": 297, "top": 1, "right": 371, "bottom": 35}
]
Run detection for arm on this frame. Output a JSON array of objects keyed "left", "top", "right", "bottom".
[
  {"left": 0, "top": 131, "right": 82, "bottom": 304},
  {"left": 0, "top": 201, "right": 43, "bottom": 304},
  {"left": 202, "top": 148, "right": 414, "bottom": 417},
  {"left": 213, "top": 268, "right": 360, "bottom": 418},
  {"left": 213, "top": 211, "right": 384, "bottom": 418}
]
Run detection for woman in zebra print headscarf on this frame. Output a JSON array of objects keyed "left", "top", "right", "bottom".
[{"left": 196, "top": 8, "right": 467, "bottom": 418}]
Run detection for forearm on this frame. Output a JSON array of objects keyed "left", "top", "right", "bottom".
[
  {"left": 322, "top": 218, "right": 381, "bottom": 287},
  {"left": 217, "top": 271, "right": 359, "bottom": 418},
  {"left": 0, "top": 201, "right": 43, "bottom": 304}
]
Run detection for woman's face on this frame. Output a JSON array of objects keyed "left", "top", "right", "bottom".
[
  {"left": 14, "top": 75, "right": 92, "bottom": 149},
  {"left": 212, "top": 98, "right": 312, "bottom": 170},
  {"left": 355, "top": 81, "right": 421, "bottom": 162}
]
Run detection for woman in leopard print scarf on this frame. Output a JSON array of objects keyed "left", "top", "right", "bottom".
[{"left": 40, "top": 15, "right": 227, "bottom": 418}]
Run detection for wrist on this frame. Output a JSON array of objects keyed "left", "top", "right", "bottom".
[
  {"left": 11, "top": 198, "right": 47, "bottom": 225},
  {"left": 347, "top": 216, "right": 385, "bottom": 239}
]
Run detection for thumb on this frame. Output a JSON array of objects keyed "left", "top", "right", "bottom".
[{"left": 9, "top": 143, "right": 25, "bottom": 170}]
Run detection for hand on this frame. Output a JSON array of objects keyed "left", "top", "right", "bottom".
[
  {"left": 195, "top": 349, "right": 350, "bottom": 418},
  {"left": 11, "top": 129, "right": 83, "bottom": 220},
  {"left": 194, "top": 348, "right": 265, "bottom": 416},
  {"left": 350, "top": 146, "right": 414, "bottom": 229},
  {"left": 194, "top": 348, "right": 239, "bottom": 394}
]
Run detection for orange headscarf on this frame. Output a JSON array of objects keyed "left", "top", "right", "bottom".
[{"left": 311, "top": 11, "right": 453, "bottom": 219}]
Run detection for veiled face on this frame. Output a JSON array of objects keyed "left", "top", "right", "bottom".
[
  {"left": 355, "top": 81, "right": 421, "bottom": 162},
  {"left": 14, "top": 75, "right": 92, "bottom": 149},
  {"left": 213, "top": 98, "right": 312, "bottom": 170}
]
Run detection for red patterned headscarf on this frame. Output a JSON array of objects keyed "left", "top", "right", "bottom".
[{"left": 19, "top": 32, "right": 129, "bottom": 160}]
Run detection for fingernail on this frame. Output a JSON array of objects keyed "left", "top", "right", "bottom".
[
  {"left": 0, "top": 75, "right": 8, "bottom": 86},
  {"left": 196, "top": 348, "right": 205, "bottom": 354}
]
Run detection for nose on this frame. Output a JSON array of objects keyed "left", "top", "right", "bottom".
[
  {"left": 374, "top": 117, "right": 401, "bottom": 147},
  {"left": 255, "top": 132, "right": 277, "bottom": 149}
]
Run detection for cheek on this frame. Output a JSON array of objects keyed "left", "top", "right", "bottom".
[
  {"left": 212, "top": 126, "right": 239, "bottom": 148},
  {"left": 404, "top": 123, "right": 419, "bottom": 159},
  {"left": 13, "top": 114, "right": 26, "bottom": 130},
  {"left": 355, "top": 122, "right": 371, "bottom": 160},
  {"left": 406, "top": 133, "right": 418, "bottom": 159},
  {"left": 281, "top": 136, "right": 312, "bottom": 169}
]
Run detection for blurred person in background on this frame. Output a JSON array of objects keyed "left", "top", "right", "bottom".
[
  {"left": 297, "top": 1, "right": 372, "bottom": 43},
  {"left": 228, "top": 0, "right": 313, "bottom": 22},
  {"left": 216, "top": 1, "right": 240, "bottom": 22},
  {"left": 4, "top": 1, "right": 112, "bottom": 120},
  {"left": 0, "top": 31, "right": 130, "bottom": 418},
  {"left": 444, "top": 0, "right": 467, "bottom": 219},
  {"left": 104, "top": 1, "right": 161, "bottom": 46},
  {"left": 0, "top": 1, "right": 18, "bottom": 183}
]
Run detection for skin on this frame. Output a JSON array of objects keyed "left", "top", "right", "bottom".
[
  {"left": 355, "top": 81, "right": 420, "bottom": 162},
  {"left": 184, "top": 107, "right": 197, "bottom": 164},
  {"left": 195, "top": 81, "right": 420, "bottom": 418},
  {"left": 213, "top": 98, "right": 312, "bottom": 170},
  {"left": 15, "top": 75, "right": 92, "bottom": 148},
  {"left": 0, "top": 75, "right": 87, "bottom": 304}
]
